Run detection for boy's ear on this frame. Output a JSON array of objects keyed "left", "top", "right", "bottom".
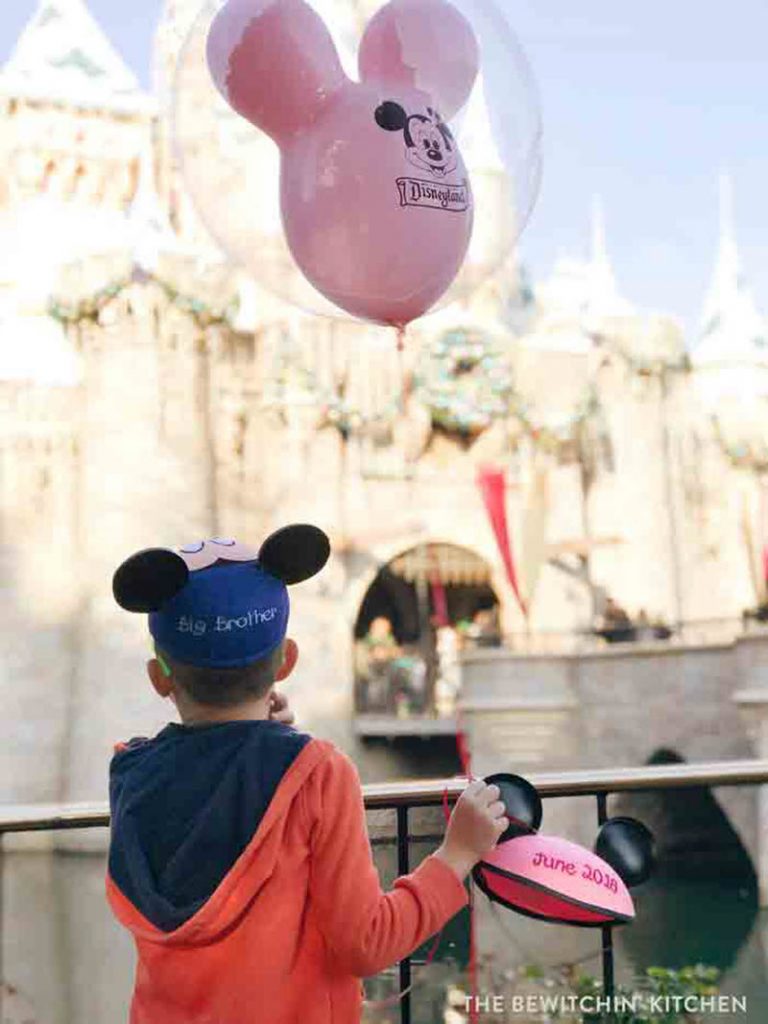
[
  {"left": 207, "top": 0, "right": 346, "bottom": 145},
  {"left": 147, "top": 658, "right": 174, "bottom": 698},
  {"left": 359, "top": 0, "right": 480, "bottom": 120},
  {"left": 259, "top": 524, "right": 330, "bottom": 584},
  {"left": 275, "top": 638, "right": 299, "bottom": 681},
  {"left": 113, "top": 549, "right": 189, "bottom": 612}
]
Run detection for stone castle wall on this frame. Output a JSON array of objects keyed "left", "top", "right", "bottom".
[{"left": 1, "top": 261, "right": 766, "bottom": 829}]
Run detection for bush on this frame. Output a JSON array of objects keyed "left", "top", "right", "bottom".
[{"left": 520, "top": 963, "right": 721, "bottom": 1023}]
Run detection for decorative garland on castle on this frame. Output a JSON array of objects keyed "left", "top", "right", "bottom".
[
  {"left": 413, "top": 327, "right": 513, "bottom": 434},
  {"left": 712, "top": 416, "right": 768, "bottom": 474},
  {"left": 44, "top": 280, "right": 620, "bottom": 460},
  {"left": 317, "top": 378, "right": 370, "bottom": 440},
  {"left": 48, "top": 270, "right": 239, "bottom": 331},
  {"left": 507, "top": 384, "right": 603, "bottom": 454},
  {"left": 413, "top": 326, "right": 605, "bottom": 454},
  {"left": 588, "top": 329, "right": 690, "bottom": 377}
]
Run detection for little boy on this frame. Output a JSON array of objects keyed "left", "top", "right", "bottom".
[{"left": 107, "top": 526, "right": 507, "bottom": 1024}]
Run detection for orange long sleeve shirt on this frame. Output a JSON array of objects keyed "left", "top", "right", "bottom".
[{"left": 107, "top": 727, "right": 468, "bottom": 1024}]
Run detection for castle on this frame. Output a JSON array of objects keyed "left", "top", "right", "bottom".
[{"left": 2, "top": 0, "right": 768, "bottom": 822}]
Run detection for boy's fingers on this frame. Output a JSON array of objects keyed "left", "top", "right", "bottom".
[
  {"left": 269, "top": 692, "right": 295, "bottom": 724},
  {"left": 488, "top": 800, "right": 507, "bottom": 818},
  {"left": 480, "top": 783, "right": 501, "bottom": 805},
  {"left": 272, "top": 706, "right": 295, "bottom": 724}
]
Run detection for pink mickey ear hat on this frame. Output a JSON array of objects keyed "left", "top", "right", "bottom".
[{"left": 473, "top": 774, "right": 655, "bottom": 927}]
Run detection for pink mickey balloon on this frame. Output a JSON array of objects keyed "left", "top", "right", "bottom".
[{"left": 207, "top": 0, "right": 479, "bottom": 327}]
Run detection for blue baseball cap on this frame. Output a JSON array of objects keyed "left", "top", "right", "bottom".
[
  {"left": 113, "top": 526, "right": 330, "bottom": 670},
  {"left": 149, "top": 560, "right": 289, "bottom": 668}
]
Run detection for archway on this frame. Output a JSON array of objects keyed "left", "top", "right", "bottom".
[
  {"left": 614, "top": 749, "right": 758, "bottom": 974},
  {"left": 352, "top": 542, "right": 500, "bottom": 730}
]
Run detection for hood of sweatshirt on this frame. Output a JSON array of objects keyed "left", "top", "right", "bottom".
[{"left": 107, "top": 719, "right": 330, "bottom": 945}]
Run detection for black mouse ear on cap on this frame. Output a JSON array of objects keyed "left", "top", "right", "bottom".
[
  {"left": 594, "top": 816, "right": 656, "bottom": 888},
  {"left": 258, "top": 524, "right": 331, "bottom": 585},
  {"left": 113, "top": 549, "right": 190, "bottom": 613},
  {"left": 484, "top": 772, "right": 543, "bottom": 844}
]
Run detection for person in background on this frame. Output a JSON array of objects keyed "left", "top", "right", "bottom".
[
  {"left": 434, "top": 620, "right": 461, "bottom": 716},
  {"left": 635, "top": 609, "right": 653, "bottom": 642},
  {"left": 464, "top": 606, "right": 502, "bottom": 648},
  {"left": 362, "top": 616, "right": 402, "bottom": 712},
  {"left": 364, "top": 616, "right": 402, "bottom": 663},
  {"left": 598, "top": 597, "right": 635, "bottom": 643},
  {"left": 651, "top": 614, "right": 673, "bottom": 641}
]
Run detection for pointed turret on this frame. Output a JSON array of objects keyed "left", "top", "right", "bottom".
[
  {"left": 584, "top": 196, "right": 634, "bottom": 320},
  {"left": 128, "top": 134, "right": 180, "bottom": 271},
  {"left": 1, "top": 0, "right": 154, "bottom": 115},
  {"left": 694, "top": 173, "right": 767, "bottom": 365},
  {"left": 153, "top": 0, "right": 201, "bottom": 102},
  {"left": 534, "top": 197, "right": 633, "bottom": 331}
]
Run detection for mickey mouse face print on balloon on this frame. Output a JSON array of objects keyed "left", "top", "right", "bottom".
[{"left": 206, "top": 0, "right": 479, "bottom": 327}]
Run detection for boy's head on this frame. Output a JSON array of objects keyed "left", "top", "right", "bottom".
[
  {"left": 149, "top": 638, "right": 298, "bottom": 709},
  {"left": 112, "top": 525, "right": 330, "bottom": 709}
]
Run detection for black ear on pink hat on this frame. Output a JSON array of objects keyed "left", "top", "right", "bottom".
[
  {"left": 258, "top": 524, "right": 331, "bottom": 584},
  {"left": 594, "top": 816, "right": 655, "bottom": 888},
  {"left": 113, "top": 549, "right": 190, "bottom": 613},
  {"left": 484, "top": 772, "right": 542, "bottom": 843}
]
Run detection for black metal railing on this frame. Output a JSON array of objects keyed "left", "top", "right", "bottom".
[{"left": 2, "top": 760, "right": 768, "bottom": 1024}]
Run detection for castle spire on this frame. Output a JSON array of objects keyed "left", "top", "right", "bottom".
[
  {"left": 128, "top": 133, "right": 178, "bottom": 272},
  {"left": 1, "top": 0, "right": 154, "bottom": 115},
  {"left": 584, "top": 195, "right": 632, "bottom": 320},
  {"left": 587, "top": 194, "right": 624, "bottom": 309},
  {"left": 695, "top": 172, "right": 766, "bottom": 364}
]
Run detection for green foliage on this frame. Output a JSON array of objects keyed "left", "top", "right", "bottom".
[{"left": 547, "top": 963, "right": 721, "bottom": 1023}]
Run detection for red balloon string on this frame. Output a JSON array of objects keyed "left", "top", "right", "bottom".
[
  {"left": 363, "top": 928, "right": 445, "bottom": 1012},
  {"left": 395, "top": 324, "right": 412, "bottom": 415},
  {"left": 367, "top": 525, "right": 480, "bottom": 1019}
]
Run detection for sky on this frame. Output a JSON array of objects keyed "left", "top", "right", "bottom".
[{"left": 2, "top": 0, "right": 768, "bottom": 340}]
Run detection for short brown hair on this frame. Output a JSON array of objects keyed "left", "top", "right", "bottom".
[{"left": 158, "top": 643, "right": 284, "bottom": 708}]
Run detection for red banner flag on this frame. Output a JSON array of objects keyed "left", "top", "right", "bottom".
[
  {"left": 429, "top": 572, "right": 450, "bottom": 627},
  {"left": 477, "top": 465, "right": 528, "bottom": 617}
]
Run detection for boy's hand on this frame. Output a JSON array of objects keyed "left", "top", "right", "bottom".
[
  {"left": 269, "top": 691, "right": 295, "bottom": 726},
  {"left": 433, "top": 779, "right": 507, "bottom": 882}
]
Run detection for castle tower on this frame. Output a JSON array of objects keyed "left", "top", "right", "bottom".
[
  {"left": 0, "top": 1, "right": 210, "bottom": 818},
  {"left": 1, "top": 0, "right": 155, "bottom": 213},
  {"left": 693, "top": 174, "right": 768, "bottom": 391},
  {"left": 674, "top": 175, "right": 768, "bottom": 621},
  {"left": 0, "top": 0, "right": 159, "bottom": 299},
  {"left": 529, "top": 198, "right": 635, "bottom": 356},
  {"left": 153, "top": 0, "right": 224, "bottom": 247},
  {"left": 0, "top": 0, "right": 161, "bottom": 808}
]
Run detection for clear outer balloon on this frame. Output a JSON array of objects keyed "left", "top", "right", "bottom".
[
  {"left": 174, "top": 0, "right": 542, "bottom": 323},
  {"left": 207, "top": 0, "right": 478, "bottom": 325}
]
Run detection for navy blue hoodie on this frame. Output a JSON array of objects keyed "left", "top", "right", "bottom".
[{"left": 108, "top": 719, "right": 311, "bottom": 932}]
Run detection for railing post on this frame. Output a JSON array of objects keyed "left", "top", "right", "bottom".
[
  {"left": 396, "top": 805, "right": 411, "bottom": 1024},
  {"left": 0, "top": 831, "right": 4, "bottom": 1022},
  {"left": 596, "top": 793, "right": 615, "bottom": 1022}
]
